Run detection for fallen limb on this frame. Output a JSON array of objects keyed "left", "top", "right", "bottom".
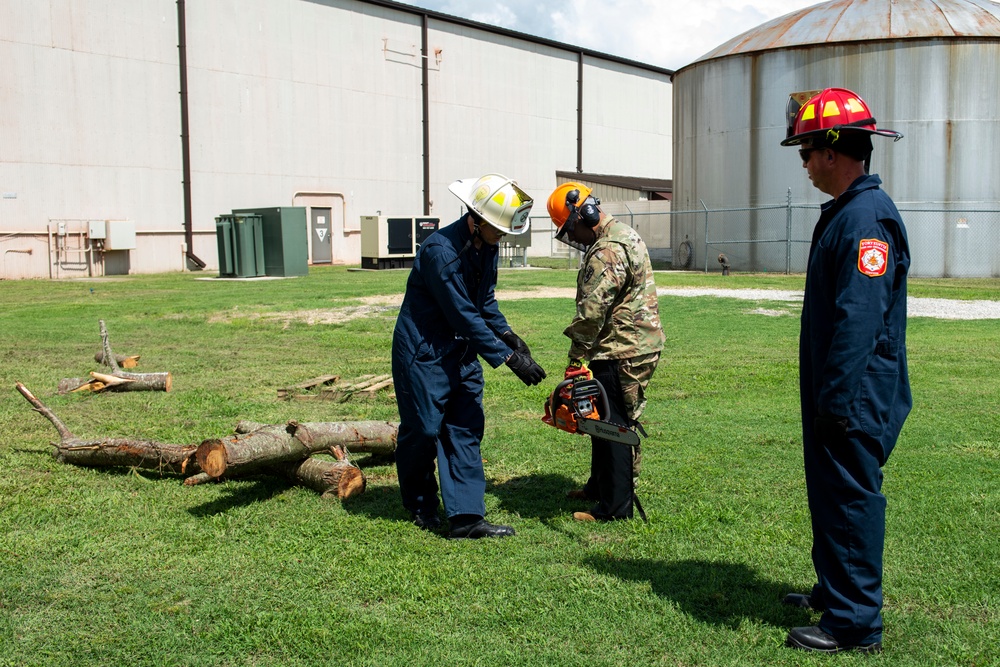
[
  {"left": 58, "top": 371, "right": 172, "bottom": 394},
  {"left": 16, "top": 381, "right": 199, "bottom": 474},
  {"left": 17, "top": 381, "right": 367, "bottom": 496},
  {"left": 57, "top": 320, "right": 171, "bottom": 394}
]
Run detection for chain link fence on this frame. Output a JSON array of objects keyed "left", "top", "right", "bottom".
[
  {"left": 519, "top": 199, "right": 1000, "bottom": 277},
  {"left": 674, "top": 200, "right": 1000, "bottom": 277}
]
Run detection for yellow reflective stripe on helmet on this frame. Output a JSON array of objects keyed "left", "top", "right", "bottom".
[
  {"left": 801, "top": 103, "right": 816, "bottom": 121},
  {"left": 822, "top": 100, "right": 841, "bottom": 117}
]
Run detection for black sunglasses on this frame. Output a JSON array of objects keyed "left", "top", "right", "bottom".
[{"left": 798, "top": 147, "right": 821, "bottom": 162}]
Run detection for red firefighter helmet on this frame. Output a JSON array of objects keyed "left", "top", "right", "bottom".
[{"left": 781, "top": 87, "right": 902, "bottom": 147}]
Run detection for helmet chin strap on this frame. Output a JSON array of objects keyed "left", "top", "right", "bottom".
[{"left": 456, "top": 211, "right": 487, "bottom": 258}]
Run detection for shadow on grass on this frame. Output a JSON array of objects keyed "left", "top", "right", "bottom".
[
  {"left": 490, "top": 472, "right": 585, "bottom": 521},
  {"left": 342, "top": 482, "right": 412, "bottom": 522},
  {"left": 586, "top": 556, "right": 809, "bottom": 629},
  {"left": 339, "top": 472, "right": 584, "bottom": 533},
  {"left": 186, "top": 476, "right": 293, "bottom": 517}
]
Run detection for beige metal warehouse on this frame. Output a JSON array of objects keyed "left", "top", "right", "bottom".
[{"left": 0, "top": 0, "right": 674, "bottom": 279}]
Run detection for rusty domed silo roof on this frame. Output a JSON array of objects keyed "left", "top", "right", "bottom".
[{"left": 692, "top": 0, "right": 1000, "bottom": 65}]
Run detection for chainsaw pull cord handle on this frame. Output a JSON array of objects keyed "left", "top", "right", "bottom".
[{"left": 548, "top": 378, "right": 576, "bottom": 424}]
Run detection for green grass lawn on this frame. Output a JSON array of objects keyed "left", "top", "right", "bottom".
[{"left": 1, "top": 267, "right": 997, "bottom": 666}]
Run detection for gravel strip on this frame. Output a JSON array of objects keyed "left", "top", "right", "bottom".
[{"left": 656, "top": 287, "right": 1000, "bottom": 320}]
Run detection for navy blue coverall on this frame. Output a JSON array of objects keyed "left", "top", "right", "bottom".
[
  {"left": 799, "top": 174, "right": 912, "bottom": 645},
  {"left": 391, "top": 215, "right": 515, "bottom": 520}
]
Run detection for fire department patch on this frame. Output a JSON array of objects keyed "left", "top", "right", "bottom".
[{"left": 858, "top": 238, "right": 888, "bottom": 277}]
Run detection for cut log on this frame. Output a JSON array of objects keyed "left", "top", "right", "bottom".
[
  {"left": 184, "top": 458, "right": 364, "bottom": 499},
  {"left": 289, "top": 420, "right": 397, "bottom": 455},
  {"left": 16, "top": 381, "right": 199, "bottom": 474},
  {"left": 274, "top": 458, "right": 366, "bottom": 498},
  {"left": 58, "top": 371, "right": 172, "bottom": 394},
  {"left": 235, "top": 419, "right": 397, "bottom": 455},
  {"left": 95, "top": 351, "right": 140, "bottom": 368},
  {"left": 198, "top": 420, "right": 397, "bottom": 478}
]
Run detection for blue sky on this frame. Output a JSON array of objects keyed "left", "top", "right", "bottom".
[{"left": 391, "top": 0, "right": 821, "bottom": 70}]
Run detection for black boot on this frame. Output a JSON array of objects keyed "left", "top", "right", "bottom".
[
  {"left": 448, "top": 517, "right": 515, "bottom": 539},
  {"left": 785, "top": 626, "right": 882, "bottom": 654}
]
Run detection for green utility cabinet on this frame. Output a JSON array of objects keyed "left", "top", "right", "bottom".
[
  {"left": 216, "top": 214, "right": 266, "bottom": 278},
  {"left": 232, "top": 206, "right": 308, "bottom": 277}
]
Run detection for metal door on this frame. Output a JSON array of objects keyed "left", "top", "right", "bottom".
[{"left": 311, "top": 207, "right": 332, "bottom": 264}]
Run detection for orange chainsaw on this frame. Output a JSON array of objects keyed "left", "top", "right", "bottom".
[{"left": 541, "top": 376, "right": 640, "bottom": 446}]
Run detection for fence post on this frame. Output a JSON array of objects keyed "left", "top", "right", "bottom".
[
  {"left": 700, "top": 199, "right": 709, "bottom": 273},
  {"left": 785, "top": 188, "right": 792, "bottom": 274}
]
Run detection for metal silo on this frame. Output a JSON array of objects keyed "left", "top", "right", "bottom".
[{"left": 671, "top": 0, "right": 1000, "bottom": 277}]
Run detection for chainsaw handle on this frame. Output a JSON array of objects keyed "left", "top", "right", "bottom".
[{"left": 547, "top": 379, "right": 576, "bottom": 417}]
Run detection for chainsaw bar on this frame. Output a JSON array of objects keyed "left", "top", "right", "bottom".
[{"left": 575, "top": 417, "right": 640, "bottom": 446}]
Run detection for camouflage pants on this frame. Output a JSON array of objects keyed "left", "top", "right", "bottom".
[{"left": 618, "top": 351, "right": 660, "bottom": 479}]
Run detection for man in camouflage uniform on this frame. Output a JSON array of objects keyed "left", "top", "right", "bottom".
[{"left": 546, "top": 182, "right": 665, "bottom": 521}]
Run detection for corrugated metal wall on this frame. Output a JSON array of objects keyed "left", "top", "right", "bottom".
[
  {"left": 672, "top": 39, "right": 1000, "bottom": 276},
  {"left": 0, "top": 0, "right": 673, "bottom": 278},
  {"left": 0, "top": 0, "right": 183, "bottom": 278}
]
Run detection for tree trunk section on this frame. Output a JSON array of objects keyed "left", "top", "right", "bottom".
[
  {"left": 199, "top": 420, "right": 396, "bottom": 478},
  {"left": 235, "top": 420, "right": 397, "bottom": 455},
  {"left": 273, "top": 458, "right": 365, "bottom": 498},
  {"left": 289, "top": 420, "right": 397, "bottom": 455}
]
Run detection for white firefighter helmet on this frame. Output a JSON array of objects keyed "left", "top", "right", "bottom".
[{"left": 448, "top": 173, "right": 533, "bottom": 235}]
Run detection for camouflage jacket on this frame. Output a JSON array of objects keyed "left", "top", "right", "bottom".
[{"left": 565, "top": 216, "right": 665, "bottom": 361}]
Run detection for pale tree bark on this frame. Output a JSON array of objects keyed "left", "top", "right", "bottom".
[{"left": 197, "top": 420, "right": 396, "bottom": 478}]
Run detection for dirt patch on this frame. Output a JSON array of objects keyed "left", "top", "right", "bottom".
[{"left": 207, "top": 304, "right": 400, "bottom": 328}]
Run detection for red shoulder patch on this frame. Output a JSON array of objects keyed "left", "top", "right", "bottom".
[{"left": 858, "top": 238, "right": 888, "bottom": 277}]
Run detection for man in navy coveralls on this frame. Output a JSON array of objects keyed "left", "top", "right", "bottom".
[
  {"left": 780, "top": 88, "right": 912, "bottom": 654},
  {"left": 392, "top": 173, "right": 546, "bottom": 540}
]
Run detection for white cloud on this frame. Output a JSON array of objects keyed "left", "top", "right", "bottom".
[{"left": 394, "top": 0, "right": 819, "bottom": 69}]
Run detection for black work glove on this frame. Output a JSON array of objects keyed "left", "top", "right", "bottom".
[
  {"left": 815, "top": 413, "right": 849, "bottom": 444},
  {"left": 500, "top": 330, "right": 531, "bottom": 357},
  {"left": 505, "top": 349, "right": 546, "bottom": 386}
]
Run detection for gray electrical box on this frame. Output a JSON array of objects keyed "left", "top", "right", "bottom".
[
  {"left": 360, "top": 215, "right": 439, "bottom": 269},
  {"left": 88, "top": 220, "right": 106, "bottom": 240},
  {"left": 104, "top": 220, "right": 136, "bottom": 250}
]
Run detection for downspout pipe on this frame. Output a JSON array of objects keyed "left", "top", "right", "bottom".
[
  {"left": 577, "top": 51, "right": 583, "bottom": 173},
  {"left": 177, "top": 0, "right": 206, "bottom": 269},
  {"left": 421, "top": 13, "right": 430, "bottom": 215}
]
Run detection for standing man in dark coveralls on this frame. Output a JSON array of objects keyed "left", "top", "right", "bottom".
[
  {"left": 392, "top": 173, "right": 546, "bottom": 539},
  {"left": 780, "top": 88, "right": 912, "bottom": 653}
]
